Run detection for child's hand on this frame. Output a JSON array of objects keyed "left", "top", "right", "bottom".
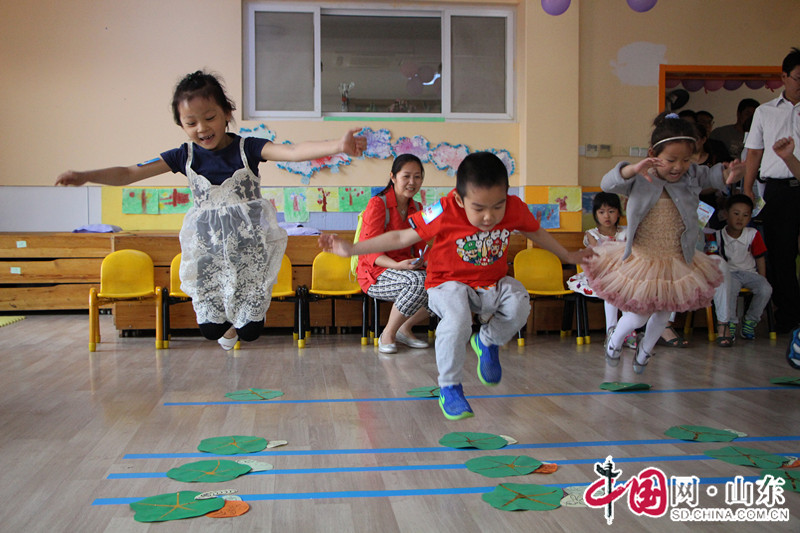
[
  {"left": 773, "top": 136, "right": 796, "bottom": 160},
  {"left": 565, "top": 247, "right": 597, "bottom": 265},
  {"left": 396, "top": 258, "right": 425, "bottom": 271},
  {"left": 724, "top": 158, "right": 745, "bottom": 184},
  {"left": 626, "top": 157, "right": 665, "bottom": 182},
  {"left": 339, "top": 128, "right": 367, "bottom": 157},
  {"left": 55, "top": 170, "right": 87, "bottom": 186},
  {"left": 318, "top": 234, "right": 354, "bottom": 257}
]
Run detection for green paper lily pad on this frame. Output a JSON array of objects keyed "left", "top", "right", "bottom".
[
  {"left": 406, "top": 386, "right": 440, "bottom": 397},
  {"left": 760, "top": 469, "right": 800, "bottom": 493},
  {"left": 130, "top": 491, "right": 224, "bottom": 522},
  {"left": 225, "top": 388, "right": 283, "bottom": 401},
  {"left": 704, "top": 446, "right": 787, "bottom": 469},
  {"left": 665, "top": 425, "right": 740, "bottom": 442},
  {"left": 482, "top": 483, "right": 563, "bottom": 511},
  {"left": 465, "top": 455, "right": 543, "bottom": 478},
  {"left": 599, "top": 382, "right": 651, "bottom": 392},
  {"left": 198, "top": 435, "right": 268, "bottom": 455},
  {"left": 166, "top": 459, "right": 252, "bottom": 483},
  {"left": 770, "top": 376, "right": 800, "bottom": 386},
  {"left": 439, "top": 431, "right": 508, "bottom": 450}
]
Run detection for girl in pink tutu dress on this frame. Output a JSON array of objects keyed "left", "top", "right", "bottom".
[{"left": 583, "top": 112, "right": 744, "bottom": 373}]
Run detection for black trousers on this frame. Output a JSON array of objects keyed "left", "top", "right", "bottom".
[
  {"left": 760, "top": 178, "right": 800, "bottom": 329},
  {"left": 198, "top": 320, "right": 264, "bottom": 342}
]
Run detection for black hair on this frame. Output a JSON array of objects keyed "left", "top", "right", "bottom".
[
  {"left": 782, "top": 47, "right": 800, "bottom": 75},
  {"left": 677, "top": 109, "right": 697, "bottom": 122},
  {"left": 725, "top": 193, "right": 754, "bottom": 211},
  {"left": 455, "top": 152, "right": 509, "bottom": 199},
  {"left": 171, "top": 70, "right": 236, "bottom": 126},
  {"left": 696, "top": 110, "right": 714, "bottom": 121},
  {"left": 376, "top": 153, "right": 424, "bottom": 197},
  {"left": 694, "top": 122, "right": 709, "bottom": 139},
  {"left": 650, "top": 111, "right": 698, "bottom": 155},
  {"left": 737, "top": 98, "right": 760, "bottom": 114},
  {"left": 591, "top": 192, "right": 622, "bottom": 226}
]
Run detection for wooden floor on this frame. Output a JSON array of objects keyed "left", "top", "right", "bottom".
[{"left": 1, "top": 314, "right": 798, "bottom": 532}]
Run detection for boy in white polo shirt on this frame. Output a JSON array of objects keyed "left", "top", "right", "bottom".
[{"left": 709, "top": 194, "right": 773, "bottom": 344}]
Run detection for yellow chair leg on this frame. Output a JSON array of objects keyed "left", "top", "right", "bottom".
[
  {"left": 298, "top": 338, "right": 306, "bottom": 348},
  {"left": 517, "top": 337, "right": 525, "bottom": 347},
  {"left": 361, "top": 337, "right": 368, "bottom": 345},
  {"left": 155, "top": 287, "right": 163, "bottom": 349},
  {"left": 234, "top": 340, "right": 241, "bottom": 350},
  {"left": 576, "top": 337, "right": 584, "bottom": 345},
  {"left": 705, "top": 306, "right": 715, "bottom": 342},
  {"left": 584, "top": 335, "right": 591, "bottom": 344},
  {"left": 89, "top": 288, "right": 98, "bottom": 351}
]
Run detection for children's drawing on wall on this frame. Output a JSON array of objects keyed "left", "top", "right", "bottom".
[
  {"left": 276, "top": 149, "right": 352, "bottom": 184},
  {"left": 393, "top": 136, "right": 431, "bottom": 161},
  {"left": 548, "top": 186, "right": 582, "bottom": 212},
  {"left": 239, "top": 124, "right": 276, "bottom": 141},
  {"left": 158, "top": 187, "right": 192, "bottom": 214},
  {"left": 431, "top": 142, "right": 470, "bottom": 176},
  {"left": 582, "top": 191, "right": 599, "bottom": 231},
  {"left": 528, "top": 204, "right": 560, "bottom": 229},
  {"left": 122, "top": 188, "right": 158, "bottom": 214},
  {"left": 283, "top": 187, "right": 309, "bottom": 223},
  {"left": 417, "top": 187, "right": 449, "bottom": 207},
  {"left": 487, "top": 149, "right": 516, "bottom": 177},
  {"left": 308, "top": 187, "right": 338, "bottom": 213},
  {"left": 360, "top": 127, "right": 394, "bottom": 159},
  {"left": 260, "top": 188, "right": 284, "bottom": 213},
  {"left": 339, "top": 186, "right": 370, "bottom": 212}
]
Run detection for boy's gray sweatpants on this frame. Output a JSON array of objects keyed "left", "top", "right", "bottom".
[{"left": 427, "top": 276, "right": 530, "bottom": 387}]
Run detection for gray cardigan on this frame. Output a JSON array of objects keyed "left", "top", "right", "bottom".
[{"left": 601, "top": 161, "right": 726, "bottom": 264}]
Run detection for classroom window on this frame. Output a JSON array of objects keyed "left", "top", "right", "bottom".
[{"left": 243, "top": 3, "right": 515, "bottom": 120}]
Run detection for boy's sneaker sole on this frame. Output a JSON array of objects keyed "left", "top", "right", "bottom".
[
  {"left": 471, "top": 333, "right": 501, "bottom": 386},
  {"left": 439, "top": 396, "right": 474, "bottom": 420}
]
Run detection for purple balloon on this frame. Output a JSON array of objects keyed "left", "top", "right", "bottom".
[
  {"left": 541, "top": 0, "right": 570, "bottom": 16},
  {"left": 766, "top": 79, "right": 784, "bottom": 90},
  {"left": 682, "top": 79, "right": 704, "bottom": 92},
  {"left": 627, "top": 0, "right": 657, "bottom": 12},
  {"left": 745, "top": 80, "right": 765, "bottom": 90},
  {"left": 704, "top": 79, "right": 725, "bottom": 92},
  {"left": 665, "top": 79, "right": 680, "bottom": 89},
  {"left": 723, "top": 80, "right": 744, "bottom": 91}
]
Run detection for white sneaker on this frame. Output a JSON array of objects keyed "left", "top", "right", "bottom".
[
  {"left": 218, "top": 334, "right": 238, "bottom": 351},
  {"left": 396, "top": 331, "right": 429, "bottom": 349},
  {"left": 377, "top": 335, "right": 397, "bottom": 354}
]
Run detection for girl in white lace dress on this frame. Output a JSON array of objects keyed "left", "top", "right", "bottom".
[{"left": 56, "top": 71, "right": 366, "bottom": 350}]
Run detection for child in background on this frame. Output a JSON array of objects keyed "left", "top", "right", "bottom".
[
  {"left": 708, "top": 194, "right": 772, "bottom": 346},
  {"left": 567, "top": 192, "right": 631, "bottom": 345},
  {"left": 56, "top": 70, "right": 365, "bottom": 351},
  {"left": 583, "top": 112, "right": 743, "bottom": 373},
  {"left": 320, "top": 152, "right": 594, "bottom": 420}
]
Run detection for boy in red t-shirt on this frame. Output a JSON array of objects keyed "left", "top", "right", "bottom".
[{"left": 320, "top": 152, "right": 593, "bottom": 420}]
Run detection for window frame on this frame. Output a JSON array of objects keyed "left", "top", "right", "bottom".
[{"left": 243, "top": 2, "right": 515, "bottom": 121}]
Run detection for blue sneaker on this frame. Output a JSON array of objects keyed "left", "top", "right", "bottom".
[
  {"left": 471, "top": 333, "right": 501, "bottom": 386},
  {"left": 740, "top": 319, "right": 757, "bottom": 340},
  {"left": 439, "top": 384, "right": 474, "bottom": 420},
  {"left": 787, "top": 327, "right": 800, "bottom": 370}
]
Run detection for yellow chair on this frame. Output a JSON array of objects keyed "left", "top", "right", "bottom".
[
  {"left": 513, "top": 247, "right": 586, "bottom": 346},
  {"left": 89, "top": 249, "right": 162, "bottom": 352},
  {"left": 160, "top": 253, "right": 196, "bottom": 349},
  {"left": 298, "top": 252, "right": 369, "bottom": 348},
  {"left": 686, "top": 287, "right": 776, "bottom": 342},
  {"left": 269, "top": 254, "right": 303, "bottom": 344}
]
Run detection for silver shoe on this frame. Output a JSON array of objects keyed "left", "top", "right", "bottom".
[
  {"left": 395, "top": 331, "right": 429, "bottom": 349},
  {"left": 378, "top": 335, "right": 397, "bottom": 354},
  {"left": 632, "top": 344, "right": 653, "bottom": 375},
  {"left": 604, "top": 326, "right": 622, "bottom": 367}
]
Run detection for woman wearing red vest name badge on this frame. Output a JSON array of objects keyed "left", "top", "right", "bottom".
[{"left": 357, "top": 154, "right": 431, "bottom": 354}]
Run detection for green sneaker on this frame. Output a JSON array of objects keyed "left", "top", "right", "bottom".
[
  {"left": 439, "top": 384, "right": 474, "bottom": 420},
  {"left": 728, "top": 321, "right": 737, "bottom": 339},
  {"left": 741, "top": 319, "right": 757, "bottom": 340},
  {"left": 470, "top": 333, "right": 501, "bottom": 386}
]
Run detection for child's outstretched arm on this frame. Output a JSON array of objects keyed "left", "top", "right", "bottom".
[
  {"left": 319, "top": 228, "right": 422, "bottom": 258},
  {"left": 55, "top": 159, "right": 170, "bottom": 186},
  {"left": 522, "top": 227, "right": 596, "bottom": 265},
  {"left": 723, "top": 159, "right": 745, "bottom": 185},
  {"left": 773, "top": 137, "right": 800, "bottom": 178},
  {"left": 262, "top": 128, "right": 366, "bottom": 162},
  {"left": 620, "top": 158, "right": 665, "bottom": 182}
]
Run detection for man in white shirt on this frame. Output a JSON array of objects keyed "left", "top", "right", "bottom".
[{"left": 743, "top": 47, "right": 800, "bottom": 333}]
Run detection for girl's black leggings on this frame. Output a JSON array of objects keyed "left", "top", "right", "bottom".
[{"left": 198, "top": 320, "right": 263, "bottom": 342}]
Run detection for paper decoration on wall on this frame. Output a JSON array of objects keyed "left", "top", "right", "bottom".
[
  {"left": 166, "top": 459, "right": 252, "bottom": 483},
  {"left": 130, "top": 491, "right": 224, "bottom": 522},
  {"left": 158, "top": 188, "right": 192, "bottom": 214},
  {"left": 664, "top": 426, "right": 740, "bottom": 443},
  {"left": 261, "top": 187, "right": 284, "bottom": 212},
  {"left": 465, "top": 456, "right": 543, "bottom": 478},
  {"left": 487, "top": 149, "right": 516, "bottom": 178},
  {"left": 276, "top": 150, "right": 352, "bottom": 181},
  {"left": 197, "top": 436, "right": 268, "bottom": 455},
  {"left": 122, "top": 188, "right": 158, "bottom": 214},
  {"left": 392, "top": 136, "right": 431, "bottom": 161},
  {"left": 439, "top": 431, "right": 508, "bottom": 450},
  {"left": 224, "top": 388, "right": 284, "bottom": 401},
  {"left": 417, "top": 187, "right": 450, "bottom": 207},
  {"left": 548, "top": 186, "right": 581, "bottom": 212},
  {"left": 239, "top": 124, "right": 276, "bottom": 141},
  {"left": 308, "top": 187, "right": 339, "bottom": 213},
  {"left": 359, "top": 127, "right": 394, "bottom": 159},
  {"left": 482, "top": 483, "right": 563, "bottom": 511},
  {"left": 431, "top": 142, "right": 470, "bottom": 176},
  {"left": 529, "top": 204, "right": 560, "bottom": 229},
  {"left": 283, "top": 188, "right": 309, "bottom": 223},
  {"left": 704, "top": 446, "right": 787, "bottom": 469},
  {"left": 339, "top": 186, "right": 370, "bottom": 212}
]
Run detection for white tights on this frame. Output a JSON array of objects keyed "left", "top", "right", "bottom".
[{"left": 609, "top": 310, "right": 672, "bottom": 356}]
